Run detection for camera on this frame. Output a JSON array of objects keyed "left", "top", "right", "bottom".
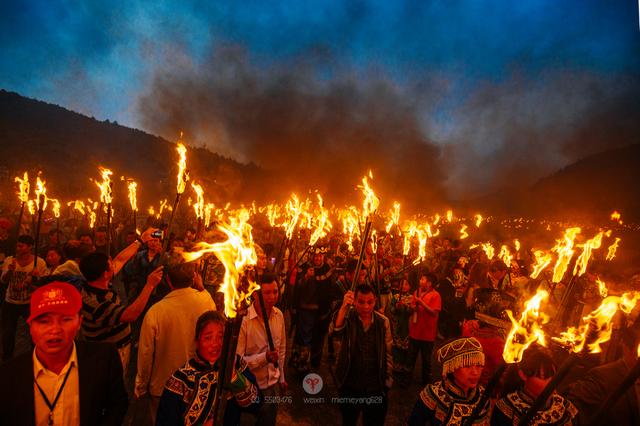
[{"left": 151, "top": 229, "right": 164, "bottom": 240}]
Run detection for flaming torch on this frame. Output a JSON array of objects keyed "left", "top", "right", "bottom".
[
  {"left": 127, "top": 180, "right": 138, "bottom": 234},
  {"left": 180, "top": 209, "right": 259, "bottom": 423},
  {"left": 351, "top": 173, "right": 379, "bottom": 291},
  {"left": 32, "top": 175, "right": 48, "bottom": 268},
  {"left": 191, "top": 181, "right": 205, "bottom": 237},
  {"left": 163, "top": 139, "right": 190, "bottom": 253},
  {"left": 13, "top": 172, "right": 30, "bottom": 246},
  {"left": 95, "top": 167, "right": 113, "bottom": 257},
  {"left": 521, "top": 291, "right": 640, "bottom": 425},
  {"left": 465, "top": 289, "right": 550, "bottom": 425}
]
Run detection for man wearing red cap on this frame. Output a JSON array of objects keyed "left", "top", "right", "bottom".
[{"left": 0, "top": 281, "right": 128, "bottom": 425}]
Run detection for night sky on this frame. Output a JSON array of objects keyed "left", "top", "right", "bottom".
[{"left": 2, "top": 1, "right": 639, "bottom": 198}]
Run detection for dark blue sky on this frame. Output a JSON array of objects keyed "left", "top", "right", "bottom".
[{"left": 1, "top": 0, "right": 639, "bottom": 196}]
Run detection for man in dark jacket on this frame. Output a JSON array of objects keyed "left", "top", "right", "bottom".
[
  {"left": 0, "top": 281, "right": 128, "bottom": 426},
  {"left": 330, "top": 283, "right": 393, "bottom": 426}
]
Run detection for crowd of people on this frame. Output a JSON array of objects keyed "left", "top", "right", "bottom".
[{"left": 0, "top": 213, "right": 638, "bottom": 425}]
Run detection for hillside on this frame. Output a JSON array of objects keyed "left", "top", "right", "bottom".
[{"left": 0, "top": 90, "right": 268, "bottom": 210}]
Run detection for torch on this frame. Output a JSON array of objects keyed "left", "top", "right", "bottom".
[
  {"left": 13, "top": 172, "right": 30, "bottom": 249},
  {"left": 520, "top": 291, "right": 640, "bottom": 425},
  {"left": 180, "top": 208, "right": 259, "bottom": 423},
  {"left": 162, "top": 141, "right": 189, "bottom": 254},
  {"left": 271, "top": 193, "right": 303, "bottom": 275},
  {"left": 32, "top": 176, "right": 47, "bottom": 268},
  {"left": 95, "top": 167, "right": 113, "bottom": 257},
  {"left": 464, "top": 289, "right": 550, "bottom": 426},
  {"left": 350, "top": 174, "right": 379, "bottom": 292},
  {"left": 128, "top": 180, "right": 138, "bottom": 235},
  {"left": 191, "top": 181, "right": 205, "bottom": 239}
]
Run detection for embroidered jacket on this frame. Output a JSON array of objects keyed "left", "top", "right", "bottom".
[
  {"left": 157, "top": 354, "right": 260, "bottom": 426},
  {"left": 408, "top": 378, "right": 490, "bottom": 425},
  {"left": 492, "top": 390, "right": 578, "bottom": 425}
]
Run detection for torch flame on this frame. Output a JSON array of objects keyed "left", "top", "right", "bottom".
[
  {"left": 503, "top": 289, "right": 550, "bottom": 363},
  {"left": 385, "top": 202, "right": 401, "bottom": 234},
  {"left": 530, "top": 250, "right": 553, "bottom": 279},
  {"left": 181, "top": 209, "right": 259, "bottom": 318},
  {"left": 553, "top": 292, "right": 640, "bottom": 353},
  {"left": 610, "top": 211, "right": 621, "bottom": 221},
  {"left": 283, "top": 193, "right": 303, "bottom": 240},
  {"left": 371, "top": 229, "right": 378, "bottom": 254},
  {"left": 34, "top": 175, "right": 48, "bottom": 211},
  {"left": 551, "top": 227, "right": 581, "bottom": 283},
  {"left": 481, "top": 242, "right": 495, "bottom": 260},
  {"left": 606, "top": 237, "right": 621, "bottom": 261},
  {"left": 572, "top": 231, "right": 604, "bottom": 276},
  {"left": 474, "top": 214, "right": 483, "bottom": 228},
  {"left": 358, "top": 175, "right": 380, "bottom": 220},
  {"left": 50, "top": 199, "right": 61, "bottom": 218},
  {"left": 498, "top": 245, "right": 513, "bottom": 267},
  {"left": 15, "top": 172, "right": 30, "bottom": 203},
  {"left": 309, "top": 194, "right": 332, "bottom": 246},
  {"left": 95, "top": 167, "right": 113, "bottom": 205},
  {"left": 596, "top": 277, "right": 608, "bottom": 298},
  {"left": 446, "top": 210, "right": 453, "bottom": 223},
  {"left": 191, "top": 182, "right": 205, "bottom": 220},
  {"left": 176, "top": 140, "right": 190, "bottom": 194},
  {"left": 459, "top": 224, "right": 469, "bottom": 240},
  {"left": 127, "top": 181, "right": 138, "bottom": 212}
]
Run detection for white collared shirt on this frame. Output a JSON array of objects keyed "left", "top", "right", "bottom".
[
  {"left": 33, "top": 343, "right": 80, "bottom": 426},
  {"left": 236, "top": 304, "right": 286, "bottom": 389}
]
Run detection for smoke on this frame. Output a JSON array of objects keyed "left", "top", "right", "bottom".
[
  {"left": 137, "top": 45, "right": 446, "bottom": 208},
  {"left": 137, "top": 43, "right": 640, "bottom": 206},
  {"left": 439, "top": 72, "right": 640, "bottom": 198}
]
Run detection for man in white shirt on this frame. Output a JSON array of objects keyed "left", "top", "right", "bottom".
[
  {"left": 237, "top": 273, "right": 287, "bottom": 426},
  {"left": 134, "top": 261, "right": 216, "bottom": 424}
]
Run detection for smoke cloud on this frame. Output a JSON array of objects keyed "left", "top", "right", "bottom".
[{"left": 137, "top": 44, "right": 640, "bottom": 206}]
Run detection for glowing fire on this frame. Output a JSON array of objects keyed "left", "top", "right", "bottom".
[
  {"left": 459, "top": 224, "right": 469, "bottom": 239},
  {"left": 204, "top": 203, "right": 215, "bottom": 228},
  {"left": 606, "top": 237, "right": 621, "bottom": 261},
  {"left": 15, "top": 172, "right": 30, "bottom": 203},
  {"left": 481, "top": 242, "right": 495, "bottom": 260},
  {"left": 127, "top": 180, "right": 138, "bottom": 212},
  {"left": 50, "top": 199, "right": 61, "bottom": 218},
  {"left": 503, "top": 289, "right": 550, "bottom": 363},
  {"left": 553, "top": 292, "right": 640, "bottom": 354},
  {"left": 191, "top": 182, "right": 205, "bottom": 220},
  {"left": 403, "top": 221, "right": 418, "bottom": 256},
  {"left": 358, "top": 174, "right": 380, "bottom": 221},
  {"left": 309, "top": 194, "right": 332, "bottom": 246},
  {"left": 610, "top": 211, "right": 621, "bottom": 221},
  {"left": 34, "top": 175, "right": 48, "bottom": 211},
  {"left": 446, "top": 209, "right": 453, "bottom": 223},
  {"left": 176, "top": 140, "right": 190, "bottom": 194},
  {"left": 283, "top": 193, "right": 303, "bottom": 240},
  {"left": 514, "top": 239, "right": 521, "bottom": 252},
  {"left": 551, "top": 227, "right": 581, "bottom": 283},
  {"left": 498, "top": 245, "right": 513, "bottom": 267},
  {"left": 181, "top": 209, "right": 259, "bottom": 318},
  {"left": 412, "top": 226, "right": 428, "bottom": 265},
  {"left": 385, "top": 202, "right": 401, "bottom": 233},
  {"left": 596, "top": 277, "right": 608, "bottom": 298},
  {"left": 474, "top": 214, "right": 483, "bottom": 228},
  {"left": 94, "top": 167, "right": 113, "bottom": 206},
  {"left": 572, "top": 231, "right": 604, "bottom": 276},
  {"left": 530, "top": 250, "right": 553, "bottom": 279}
]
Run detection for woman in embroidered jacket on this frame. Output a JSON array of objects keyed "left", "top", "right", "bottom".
[
  {"left": 156, "top": 311, "right": 260, "bottom": 426},
  {"left": 408, "top": 337, "right": 490, "bottom": 425},
  {"left": 491, "top": 345, "right": 578, "bottom": 426}
]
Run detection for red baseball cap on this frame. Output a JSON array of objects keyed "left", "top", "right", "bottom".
[{"left": 27, "top": 282, "right": 83, "bottom": 323}]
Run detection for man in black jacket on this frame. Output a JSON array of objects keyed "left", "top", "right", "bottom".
[
  {"left": 330, "top": 284, "right": 393, "bottom": 426},
  {"left": 0, "top": 281, "right": 128, "bottom": 425}
]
